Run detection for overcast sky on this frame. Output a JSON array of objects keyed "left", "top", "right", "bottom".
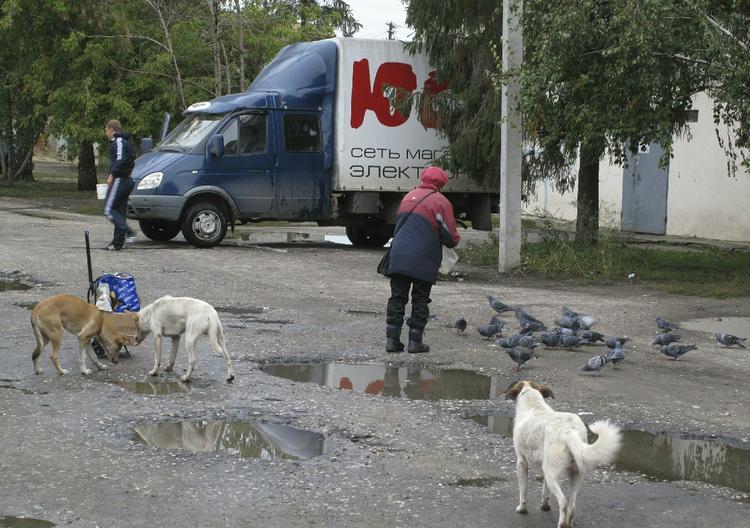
[{"left": 344, "top": 0, "right": 412, "bottom": 40}]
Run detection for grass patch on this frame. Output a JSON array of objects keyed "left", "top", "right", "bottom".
[
  {"left": 0, "top": 178, "right": 102, "bottom": 216},
  {"left": 457, "top": 235, "right": 750, "bottom": 298}
]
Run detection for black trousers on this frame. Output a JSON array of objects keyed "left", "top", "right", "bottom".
[{"left": 386, "top": 273, "right": 433, "bottom": 330}]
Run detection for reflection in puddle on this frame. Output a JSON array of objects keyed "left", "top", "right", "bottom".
[
  {"left": 215, "top": 306, "right": 265, "bottom": 316},
  {"left": 262, "top": 363, "right": 508, "bottom": 400},
  {"left": 0, "top": 517, "right": 55, "bottom": 528},
  {"left": 470, "top": 414, "right": 750, "bottom": 492},
  {"left": 447, "top": 477, "right": 506, "bottom": 487},
  {"left": 681, "top": 317, "right": 749, "bottom": 337},
  {"left": 0, "top": 280, "right": 31, "bottom": 291},
  {"left": 132, "top": 420, "right": 327, "bottom": 460},
  {"left": 113, "top": 381, "right": 190, "bottom": 395},
  {"left": 13, "top": 302, "right": 36, "bottom": 310}
]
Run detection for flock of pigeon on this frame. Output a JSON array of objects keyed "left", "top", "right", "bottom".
[{"left": 451, "top": 295, "right": 747, "bottom": 373}]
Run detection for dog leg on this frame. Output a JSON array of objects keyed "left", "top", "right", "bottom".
[
  {"left": 49, "top": 332, "right": 67, "bottom": 375},
  {"left": 77, "top": 337, "right": 93, "bottom": 375},
  {"left": 31, "top": 322, "right": 48, "bottom": 375},
  {"left": 565, "top": 468, "right": 583, "bottom": 527},
  {"left": 541, "top": 477, "right": 551, "bottom": 511},
  {"left": 85, "top": 343, "right": 108, "bottom": 371},
  {"left": 164, "top": 336, "right": 180, "bottom": 372},
  {"left": 148, "top": 334, "right": 163, "bottom": 377},
  {"left": 180, "top": 335, "right": 196, "bottom": 382},
  {"left": 544, "top": 472, "right": 569, "bottom": 528},
  {"left": 210, "top": 322, "right": 234, "bottom": 382},
  {"left": 515, "top": 457, "right": 529, "bottom": 514}
]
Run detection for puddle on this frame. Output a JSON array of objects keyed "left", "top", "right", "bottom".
[
  {"left": 132, "top": 420, "right": 327, "bottom": 460},
  {"left": 470, "top": 414, "right": 750, "bottom": 492},
  {"left": 0, "top": 279, "right": 31, "bottom": 291},
  {"left": 0, "top": 517, "right": 55, "bottom": 528},
  {"left": 13, "top": 301, "right": 36, "bottom": 310},
  {"left": 215, "top": 306, "right": 265, "bottom": 316},
  {"left": 261, "top": 362, "right": 508, "bottom": 400},
  {"left": 447, "top": 476, "right": 506, "bottom": 487},
  {"left": 113, "top": 381, "right": 190, "bottom": 395},
  {"left": 0, "top": 384, "right": 49, "bottom": 395},
  {"left": 681, "top": 317, "right": 749, "bottom": 337}
]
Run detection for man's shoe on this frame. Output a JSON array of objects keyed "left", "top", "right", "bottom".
[
  {"left": 407, "top": 328, "right": 430, "bottom": 354},
  {"left": 386, "top": 324, "right": 404, "bottom": 353},
  {"left": 103, "top": 244, "right": 121, "bottom": 251},
  {"left": 125, "top": 234, "right": 136, "bottom": 243}
]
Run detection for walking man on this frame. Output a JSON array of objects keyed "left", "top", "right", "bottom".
[{"left": 103, "top": 119, "right": 136, "bottom": 251}]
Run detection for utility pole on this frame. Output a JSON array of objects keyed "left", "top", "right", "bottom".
[
  {"left": 387, "top": 21, "right": 395, "bottom": 40},
  {"left": 499, "top": 0, "right": 523, "bottom": 272}
]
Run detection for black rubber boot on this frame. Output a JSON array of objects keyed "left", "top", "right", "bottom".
[
  {"left": 407, "top": 328, "right": 430, "bottom": 354},
  {"left": 386, "top": 325, "right": 404, "bottom": 353}
]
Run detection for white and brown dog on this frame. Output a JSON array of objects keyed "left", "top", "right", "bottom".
[
  {"left": 135, "top": 296, "right": 234, "bottom": 383},
  {"left": 31, "top": 294, "right": 137, "bottom": 376},
  {"left": 505, "top": 380, "right": 622, "bottom": 528}
]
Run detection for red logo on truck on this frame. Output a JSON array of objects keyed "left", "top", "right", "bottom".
[{"left": 351, "top": 59, "right": 448, "bottom": 129}]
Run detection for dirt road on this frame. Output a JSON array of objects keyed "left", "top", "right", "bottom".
[{"left": 1, "top": 198, "right": 748, "bottom": 527}]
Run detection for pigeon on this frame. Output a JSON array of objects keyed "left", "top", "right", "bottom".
[
  {"left": 487, "top": 295, "right": 513, "bottom": 313},
  {"left": 581, "top": 354, "right": 608, "bottom": 372},
  {"left": 506, "top": 348, "right": 536, "bottom": 370},
  {"left": 651, "top": 333, "right": 680, "bottom": 347},
  {"left": 562, "top": 306, "right": 581, "bottom": 318},
  {"left": 714, "top": 333, "right": 747, "bottom": 348},
  {"left": 518, "top": 335, "right": 541, "bottom": 350},
  {"left": 575, "top": 315, "right": 596, "bottom": 330},
  {"left": 560, "top": 334, "right": 588, "bottom": 349},
  {"left": 453, "top": 317, "right": 468, "bottom": 335},
  {"left": 607, "top": 345, "right": 625, "bottom": 368},
  {"left": 555, "top": 316, "right": 580, "bottom": 331},
  {"left": 660, "top": 343, "right": 697, "bottom": 360},
  {"left": 540, "top": 331, "right": 561, "bottom": 348},
  {"left": 489, "top": 315, "right": 505, "bottom": 330},
  {"left": 578, "top": 330, "right": 605, "bottom": 343},
  {"left": 605, "top": 336, "right": 630, "bottom": 349},
  {"left": 478, "top": 324, "right": 502, "bottom": 339},
  {"left": 655, "top": 316, "right": 678, "bottom": 332},
  {"left": 496, "top": 334, "right": 523, "bottom": 348},
  {"left": 513, "top": 307, "right": 545, "bottom": 326},
  {"left": 519, "top": 321, "right": 546, "bottom": 334}
]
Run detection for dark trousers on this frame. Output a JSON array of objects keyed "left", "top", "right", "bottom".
[
  {"left": 104, "top": 176, "right": 134, "bottom": 248},
  {"left": 386, "top": 273, "right": 433, "bottom": 330}
]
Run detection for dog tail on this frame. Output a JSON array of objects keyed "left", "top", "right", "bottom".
[{"left": 566, "top": 420, "right": 622, "bottom": 472}]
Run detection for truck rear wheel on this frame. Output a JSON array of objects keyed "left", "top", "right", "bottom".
[
  {"left": 181, "top": 202, "right": 228, "bottom": 248},
  {"left": 138, "top": 220, "right": 181, "bottom": 242},
  {"left": 345, "top": 224, "right": 391, "bottom": 248}
]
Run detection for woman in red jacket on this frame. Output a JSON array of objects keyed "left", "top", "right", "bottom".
[{"left": 386, "top": 167, "right": 461, "bottom": 353}]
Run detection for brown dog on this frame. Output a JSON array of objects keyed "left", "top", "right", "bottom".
[{"left": 31, "top": 294, "right": 138, "bottom": 375}]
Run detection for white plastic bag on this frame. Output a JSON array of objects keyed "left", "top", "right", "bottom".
[
  {"left": 439, "top": 246, "right": 459, "bottom": 274},
  {"left": 95, "top": 283, "right": 113, "bottom": 312}
]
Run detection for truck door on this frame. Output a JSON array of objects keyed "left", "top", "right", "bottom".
[
  {"left": 206, "top": 112, "right": 276, "bottom": 216},
  {"left": 275, "top": 113, "right": 328, "bottom": 218}
]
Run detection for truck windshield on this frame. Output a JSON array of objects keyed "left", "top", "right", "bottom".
[{"left": 159, "top": 113, "right": 224, "bottom": 152}]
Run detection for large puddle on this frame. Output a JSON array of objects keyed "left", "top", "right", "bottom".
[
  {"left": 132, "top": 420, "right": 327, "bottom": 460},
  {"left": 471, "top": 415, "right": 750, "bottom": 492},
  {"left": 681, "top": 317, "right": 749, "bottom": 337},
  {"left": 113, "top": 381, "right": 190, "bottom": 395},
  {"left": 261, "top": 362, "right": 508, "bottom": 400},
  {"left": 0, "top": 279, "right": 31, "bottom": 291},
  {"left": 0, "top": 517, "right": 54, "bottom": 528}
]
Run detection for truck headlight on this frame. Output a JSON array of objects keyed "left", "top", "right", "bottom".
[{"left": 137, "top": 172, "right": 163, "bottom": 190}]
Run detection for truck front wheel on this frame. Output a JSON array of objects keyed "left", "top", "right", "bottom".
[
  {"left": 138, "top": 220, "right": 181, "bottom": 242},
  {"left": 345, "top": 224, "right": 391, "bottom": 248},
  {"left": 181, "top": 202, "right": 228, "bottom": 248}
]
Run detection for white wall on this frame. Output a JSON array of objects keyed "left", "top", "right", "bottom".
[{"left": 524, "top": 93, "right": 750, "bottom": 242}]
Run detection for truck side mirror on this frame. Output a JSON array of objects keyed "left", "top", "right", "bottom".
[
  {"left": 140, "top": 137, "right": 154, "bottom": 155},
  {"left": 209, "top": 134, "right": 224, "bottom": 158}
]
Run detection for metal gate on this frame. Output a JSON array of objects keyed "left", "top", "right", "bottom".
[{"left": 621, "top": 142, "right": 669, "bottom": 235}]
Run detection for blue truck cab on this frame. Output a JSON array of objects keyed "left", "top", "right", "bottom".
[{"left": 129, "top": 39, "right": 495, "bottom": 248}]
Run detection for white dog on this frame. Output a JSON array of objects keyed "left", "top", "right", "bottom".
[
  {"left": 505, "top": 380, "right": 622, "bottom": 528},
  {"left": 136, "top": 296, "right": 235, "bottom": 383}
]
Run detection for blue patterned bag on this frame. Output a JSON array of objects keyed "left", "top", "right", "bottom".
[{"left": 95, "top": 273, "right": 141, "bottom": 313}]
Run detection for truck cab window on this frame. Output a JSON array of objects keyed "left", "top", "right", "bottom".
[
  {"left": 283, "top": 115, "right": 321, "bottom": 153},
  {"left": 222, "top": 114, "right": 267, "bottom": 156}
]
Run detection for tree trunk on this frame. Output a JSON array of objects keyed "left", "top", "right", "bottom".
[
  {"left": 235, "top": 0, "right": 245, "bottom": 90},
  {"left": 208, "top": 0, "right": 222, "bottom": 97},
  {"left": 148, "top": 0, "right": 187, "bottom": 110},
  {"left": 574, "top": 144, "right": 601, "bottom": 246},
  {"left": 77, "top": 141, "right": 97, "bottom": 191}
]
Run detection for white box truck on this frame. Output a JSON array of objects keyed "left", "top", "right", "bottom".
[{"left": 129, "top": 38, "right": 497, "bottom": 248}]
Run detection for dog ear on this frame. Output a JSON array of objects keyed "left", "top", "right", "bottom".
[
  {"left": 530, "top": 381, "right": 554, "bottom": 399},
  {"left": 504, "top": 381, "right": 524, "bottom": 401}
]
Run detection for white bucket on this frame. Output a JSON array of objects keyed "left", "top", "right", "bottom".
[{"left": 96, "top": 183, "right": 108, "bottom": 200}]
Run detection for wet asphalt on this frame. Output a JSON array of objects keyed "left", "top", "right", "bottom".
[{"left": 1, "top": 198, "right": 749, "bottom": 528}]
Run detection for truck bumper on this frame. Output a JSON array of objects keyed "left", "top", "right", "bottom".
[{"left": 127, "top": 194, "right": 185, "bottom": 222}]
